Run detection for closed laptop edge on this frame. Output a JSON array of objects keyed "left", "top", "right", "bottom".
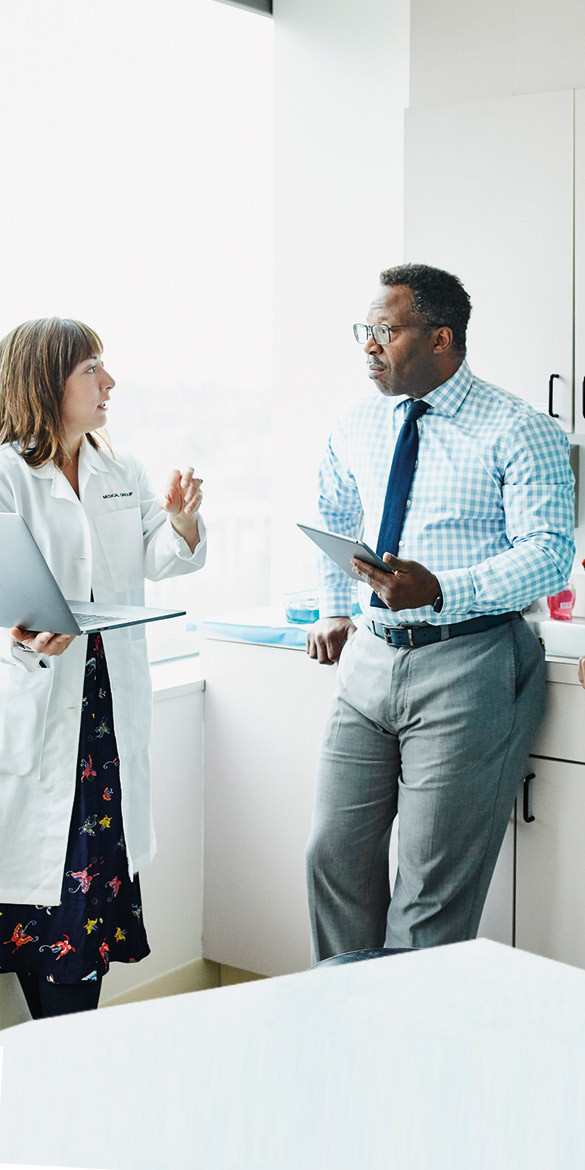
[{"left": 0, "top": 513, "right": 185, "bottom": 634}]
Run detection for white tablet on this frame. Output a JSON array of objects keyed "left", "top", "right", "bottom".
[{"left": 297, "top": 524, "right": 394, "bottom": 579}]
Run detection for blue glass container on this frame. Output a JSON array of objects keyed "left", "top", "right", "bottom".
[{"left": 283, "top": 592, "right": 320, "bottom": 624}]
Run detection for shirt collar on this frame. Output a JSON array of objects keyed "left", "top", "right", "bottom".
[
  {"left": 421, "top": 359, "right": 474, "bottom": 417},
  {"left": 79, "top": 435, "right": 111, "bottom": 474},
  {"left": 27, "top": 461, "right": 53, "bottom": 479},
  {"left": 390, "top": 359, "right": 473, "bottom": 419},
  {"left": 27, "top": 435, "right": 110, "bottom": 476}
]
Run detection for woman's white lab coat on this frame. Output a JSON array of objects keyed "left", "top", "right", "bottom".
[{"left": 0, "top": 439, "right": 206, "bottom": 904}]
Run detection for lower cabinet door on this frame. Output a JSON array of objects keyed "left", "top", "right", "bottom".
[
  {"left": 516, "top": 757, "right": 585, "bottom": 970},
  {"left": 202, "top": 636, "right": 338, "bottom": 976},
  {"left": 477, "top": 817, "right": 515, "bottom": 946}
]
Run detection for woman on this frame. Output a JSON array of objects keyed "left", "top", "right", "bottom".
[{"left": 0, "top": 317, "right": 206, "bottom": 1019}]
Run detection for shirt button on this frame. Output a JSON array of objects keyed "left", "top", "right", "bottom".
[
  {"left": 90, "top": 897, "right": 99, "bottom": 906},
  {"left": 399, "top": 541, "right": 405, "bottom": 547},
  {"left": 90, "top": 856, "right": 98, "bottom": 865},
  {"left": 406, "top": 499, "right": 411, "bottom": 507}
]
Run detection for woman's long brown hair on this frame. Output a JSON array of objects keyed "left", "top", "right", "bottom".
[{"left": 0, "top": 317, "right": 105, "bottom": 469}]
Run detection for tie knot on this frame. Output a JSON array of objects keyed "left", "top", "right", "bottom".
[{"left": 405, "top": 398, "right": 430, "bottom": 422}]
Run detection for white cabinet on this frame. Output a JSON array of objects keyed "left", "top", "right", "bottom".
[
  {"left": 512, "top": 669, "right": 585, "bottom": 969},
  {"left": 477, "top": 819, "right": 515, "bottom": 946},
  {"left": 516, "top": 756, "right": 585, "bottom": 968},
  {"left": 201, "top": 636, "right": 337, "bottom": 976},
  {"left": 405, "top": 90, "right": 576, "bottom": 428},
  {"left": 201, "top": 635, "right": 585, "bottom": 974},
  {"left": 574, "top": 88, "right": 585, "bottom": 432},
  {"left": 201, "top": 634, "right": 517, "bottom": 973}
]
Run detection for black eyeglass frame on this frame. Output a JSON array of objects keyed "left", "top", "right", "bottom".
[{"left": 353, "top": 322, "right": 410, "bottom": 345}]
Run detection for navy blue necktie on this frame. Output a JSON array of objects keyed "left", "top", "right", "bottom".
[{"left": 371, "top": 397, "right": 430, "bottom": 609}]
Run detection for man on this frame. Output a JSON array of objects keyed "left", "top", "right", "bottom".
[{"left": 305, "top": 263, "right": 575, "bottom": 960}]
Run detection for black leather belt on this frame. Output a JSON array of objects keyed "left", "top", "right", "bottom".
[{"left": 368, "top": 611, "right": 521, "bottom": 649}]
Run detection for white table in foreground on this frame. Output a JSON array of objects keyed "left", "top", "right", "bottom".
[{"left": 1, "top": 939, "right": 585, "bottom": 1170}]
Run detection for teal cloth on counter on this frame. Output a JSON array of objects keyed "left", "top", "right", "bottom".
[
  {"left": 191, "top": 606, "right": 315, "bottom": 648},
  {"left": 193, "top": 620, "right": 309, "bottom": 648}
]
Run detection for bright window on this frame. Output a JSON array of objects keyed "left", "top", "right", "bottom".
[{"left": 0, "top": 0, "right": 273, "bottom": 659}]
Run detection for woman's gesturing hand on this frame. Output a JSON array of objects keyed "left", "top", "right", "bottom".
[{"left": 158, "top": 467, "right": 203, "bottom": 553}]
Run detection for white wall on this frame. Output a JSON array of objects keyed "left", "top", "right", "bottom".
[
  {"left": 410, "top": 0, "right": 585, "bottom": 107},
  {"left": 271, "top": 0, "right": 410, "bottom": 599},
  {"left": 409, "top": 0, "right": 585, "bottom": 568}
]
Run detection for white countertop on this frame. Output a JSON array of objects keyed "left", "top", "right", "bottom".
[
  {"left": 146, "top": 604, "right": 585, "bottom": 696},
  {"left": 150, "top": 654, "right": 205, "bottom": 699},
  {"left": 197, "top": 605, "right": 585, "bottom": 686}
]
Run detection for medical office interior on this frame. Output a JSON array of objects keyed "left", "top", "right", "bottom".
[{"left": 1, "top": 0, "right": 585, "bottom": 1033}]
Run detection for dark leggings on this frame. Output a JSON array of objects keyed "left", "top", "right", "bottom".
[{"left": 17, "top": 972, "right": 102, "bottom": 1020}]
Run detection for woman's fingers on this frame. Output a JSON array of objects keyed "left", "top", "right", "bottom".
[
  {"left": 183, "top": 477, "right": 203, "bottom": 514},
  {"left": 160, "top": 468, "right": 203, "bottom": 515},
  {"left": 11, "top": 627, "right": 75, "bottom": 656}
]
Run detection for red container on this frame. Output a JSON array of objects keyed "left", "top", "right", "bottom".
[{"left": 547, "top": 585, "right": 576, "bottom": 621}]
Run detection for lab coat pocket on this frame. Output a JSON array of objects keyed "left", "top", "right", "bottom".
[
  {"left": 0, "top": 664, "right": 54, "bottom": 778},
  {"left": 94, "top": 507, "right": 145, "bottom": 593}
]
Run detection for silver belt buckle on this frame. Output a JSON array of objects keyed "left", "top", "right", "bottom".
[
  {"left": 383, "top": 626, "right": 394, "bottom": 645},
  {"left": 408, "top": 629, "right": 415, "bottom": 647}
]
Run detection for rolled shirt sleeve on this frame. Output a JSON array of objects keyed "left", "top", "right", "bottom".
[
  {"left": 435, "top": 413, "right": 575, "bottom": 616},
  {"left": 316, "top": 423, "right": 364, "bottom": 618}
]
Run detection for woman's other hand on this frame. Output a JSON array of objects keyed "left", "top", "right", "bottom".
[
  {"left": 579, "top": 657, "right": 585, "bottom": 688},
  {"left": 11, "top": 627, "right": 76, "bottom": 657},
  {"left": 158, "top": 467, "right": 203, "bottom": 553}
]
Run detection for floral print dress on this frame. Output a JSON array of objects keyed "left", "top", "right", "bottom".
[{"left": 0, "top": 633, "right": 150, "bottom": 983}]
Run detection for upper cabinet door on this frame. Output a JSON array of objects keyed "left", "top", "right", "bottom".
[
  {"left": 574, "top": 90, "right": 585, "bottom": 435},
  {"left": 405, "top": 91, "right": 574, "bottom": 430}
]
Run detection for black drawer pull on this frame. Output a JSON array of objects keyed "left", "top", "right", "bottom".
[
  {"left": 523, "top": 772, "right": 536, "bottom": 823},
  {"left": 548, "top": 374, "right": 560, "bottom": 419}
]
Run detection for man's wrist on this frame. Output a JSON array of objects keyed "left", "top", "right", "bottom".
[{"left": 426, "top": 573, "right": 443, "bottom": 611}]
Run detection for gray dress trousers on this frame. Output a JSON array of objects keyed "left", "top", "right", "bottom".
[{"left": 306, "top": 616, "right": 546, "bottom": 961}]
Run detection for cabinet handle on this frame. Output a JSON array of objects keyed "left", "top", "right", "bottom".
[
  {"left": 548, "top": 374, "right": 560, "bottom": 418},
  {"left": 523, "top": 772, "right": 536, "bottom": 823}
]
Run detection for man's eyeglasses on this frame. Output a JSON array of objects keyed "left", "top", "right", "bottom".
[{"left": 353, "top": 323, "right": 408, "bottom": 345}]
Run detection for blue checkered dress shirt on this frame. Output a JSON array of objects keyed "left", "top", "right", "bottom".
[{"left": 316, "top": 360, "right": 575, "bottom": 625}]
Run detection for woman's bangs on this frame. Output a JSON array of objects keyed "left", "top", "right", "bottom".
[{"left": 68, "top": 321, "right": 104, "bottom": 367}]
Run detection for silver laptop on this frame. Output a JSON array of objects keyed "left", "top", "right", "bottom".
[{"left": 0, "top": 512, "right": 186, "bottom": 635}]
